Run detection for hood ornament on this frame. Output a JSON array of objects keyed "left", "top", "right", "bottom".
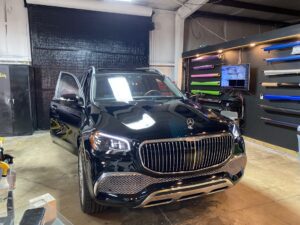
[{"left": 186, "top": 118, "right": 195, "bottom": 130}]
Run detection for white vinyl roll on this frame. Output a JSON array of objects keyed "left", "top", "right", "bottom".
[{"left": 264, "top": 69, "right": 300, "bottom": 76}]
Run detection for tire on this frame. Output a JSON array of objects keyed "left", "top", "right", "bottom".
[{"left": 78, "top": 150, "right": 105, "bottom": 214}]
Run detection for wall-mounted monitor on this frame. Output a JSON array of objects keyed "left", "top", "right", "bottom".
[{"left": 221, "top": 64, "right": 250, "bottom": 91}]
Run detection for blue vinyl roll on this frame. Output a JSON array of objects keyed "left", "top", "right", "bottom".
[
  {"left": 264, "top": 41, "right": 300, "bottom": 51},
  {"left": 265, "top": 55, "right": 300, "bottom": 63},
  {"left": 263, "top": 94, "right": 300, "bottom": 101}
]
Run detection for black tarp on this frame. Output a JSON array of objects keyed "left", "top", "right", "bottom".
[{"left": 28, "top": 5, "right": 152, "bottom": 129}]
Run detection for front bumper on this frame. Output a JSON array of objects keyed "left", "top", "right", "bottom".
[{"left": 93, "top": 153, "right": 246, "bottom": 207}]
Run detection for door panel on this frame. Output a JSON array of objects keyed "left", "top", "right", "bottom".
[
  {"left": 0, "top": 65, "right": 13, "bottom": 136},
  {"left": 10, "top": 66, "right": 33, "bottom": 135},
  {"left": 50, "top": 72, "right": 82, "bottom": 150}
]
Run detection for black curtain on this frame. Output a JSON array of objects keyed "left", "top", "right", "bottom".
[{"left": 28, "top": 5, "right": 152, "bottom": 129}]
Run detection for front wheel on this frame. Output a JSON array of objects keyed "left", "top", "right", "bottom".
[{"left": 78, "top": 150, "right": 105, "bottom": 214}]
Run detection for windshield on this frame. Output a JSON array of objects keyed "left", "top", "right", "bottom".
[{"left": 92, "top": 73, "right": 185, "bottom": 103}]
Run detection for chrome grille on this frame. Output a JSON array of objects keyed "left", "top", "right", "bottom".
[{"left": 139, "top": 133, "right": 234, "bottom": 174}]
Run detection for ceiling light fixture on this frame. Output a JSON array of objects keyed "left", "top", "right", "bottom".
[{"left": 250, "top": 43, "right": 256, "bottom": 47}]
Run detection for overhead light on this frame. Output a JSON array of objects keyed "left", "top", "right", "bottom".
[
  {"left": 108, "top": 77, "right": 133, "bottom": 103},
  {"left": 250, "top": 43, "right": 256, "bottom": 47},
  {"left": 217, "top": 49, "right": 223, "bottom": 53}
]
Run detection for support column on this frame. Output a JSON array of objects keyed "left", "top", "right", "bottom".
[{"left": 174, "top": 0, "right": 208, "bottom": 88}]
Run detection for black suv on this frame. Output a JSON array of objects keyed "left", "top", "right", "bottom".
[{"left": 50, "top": 67, "right": 246, "bottom": 214}]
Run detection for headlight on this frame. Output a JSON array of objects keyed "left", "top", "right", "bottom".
[
  {"left": 89, "top": 131, "right": 130, "bottom": 153},
  {"left": 231, "top": 123, "right": 241, "bottom": 139}
]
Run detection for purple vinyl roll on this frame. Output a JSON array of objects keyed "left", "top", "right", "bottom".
[
  {"left": 191, "top": 54, "right": 221, "bottom": 62},
  {"left": 193, "top": 65, "right": 214, "bottom": 70}
]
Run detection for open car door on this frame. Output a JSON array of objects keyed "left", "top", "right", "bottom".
[{"left": 50, "top": 72, "right": 82, "bottom": 153}]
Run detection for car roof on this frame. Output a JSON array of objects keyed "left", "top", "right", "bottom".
[{"left": 94, "top": 68, "right": 163, "bottom": 76}]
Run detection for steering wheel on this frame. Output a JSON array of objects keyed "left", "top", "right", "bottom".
[{"left": 144, "top": 90, "right": 162, "bottom": 96}]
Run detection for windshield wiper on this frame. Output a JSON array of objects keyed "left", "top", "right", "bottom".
[
  {"left": 152, "top": 96, "right": 184, "bottom": 100},
  {"left": 133, "top": 96, "right": 181, "bottom": 101}
]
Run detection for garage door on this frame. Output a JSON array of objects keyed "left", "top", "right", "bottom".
[{"left": 28, "top": 5, "right": 152, "bottom": 129}]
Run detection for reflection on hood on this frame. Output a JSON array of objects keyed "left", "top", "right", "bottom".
[{"left": 122, "top": 113, "right": 155, "bottom": 130}]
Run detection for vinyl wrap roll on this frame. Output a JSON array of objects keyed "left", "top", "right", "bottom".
[
  {"left": 259, "top": 104, "right": 300, "bottom": 116},
  {"left": 263, "top": 41, "right": 300, "bottom": 51},
  {"left": 261, "top": 117, "right": 298, "bottom": 129},
  {"left": 193, "top": 65, "right": 215, "bottom": 70},
  {"left": 191, "top": 81, "right": 220, "bottom": 86},
  {"left": 265, "top": 55, "right": 300, "bottom": 63},
  {"left": 264, "top": 69, "right": 300, "bottom": 76},
  {"left": 262, "top": 94, "right": 300, "bottom": 101},
  {"left": 191, "top": 55, "right": 221, "bottom": 62},
  {"left": 261, "top": 82, "right": 300, "bottom": 88},
  {"left": 191, "top": 73, "right": 220, "bottom": 78},
  {"left": 191, "top": 90, "right": 221, "bottom": 96}
]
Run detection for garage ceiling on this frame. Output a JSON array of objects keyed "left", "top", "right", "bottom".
[
  {"left": 101, "top": 0, "right": 187, "bottom": 11},
  {"left": 113, "top": 0, "right": 300, "bottom": 25},
  {"left": 196, "top": 0, "right": 300, "bottom": 26}
]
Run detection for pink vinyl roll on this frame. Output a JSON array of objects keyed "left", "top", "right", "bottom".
[
  {"left": 191, "top": 73, "right": 220, "bottom": 78},
  {"left": 193, "top": 65, "right": 215, "bottom": 70}
]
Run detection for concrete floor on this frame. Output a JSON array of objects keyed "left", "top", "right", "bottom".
[{"left": 2, "top": 132, "right": 300, "bottom": 225}]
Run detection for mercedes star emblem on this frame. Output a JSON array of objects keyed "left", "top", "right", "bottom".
[{"left": 186, "top": 118, "right": 195, "bottom": 130}]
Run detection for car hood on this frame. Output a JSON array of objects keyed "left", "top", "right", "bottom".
[{"left": 91, "top": 99, "right": 230, "bottom": 141}]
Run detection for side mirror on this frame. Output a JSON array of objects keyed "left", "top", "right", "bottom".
[{"left": 185, "top": 92, "right": 191, "bottom": 98}]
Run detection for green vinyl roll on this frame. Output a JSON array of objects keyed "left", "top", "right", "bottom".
[
  {"left": 191, "top": 90, "right": 221, "bottom": 96},
  {"left": 191, "top": 81, "right": 220, "bottom": 86}
]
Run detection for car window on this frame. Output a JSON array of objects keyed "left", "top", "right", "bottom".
[
  {"left": 92, "top": 73, "right": 184, "bottom": 103},
  {"left": 83, "top": 73, "right": 91, "bottom": 103},
  {"left": 155, "top": 79, "right": 174, "bottom": 96},
  {"left": 55, "top": 73, "right": 79, "bottom": 99}
]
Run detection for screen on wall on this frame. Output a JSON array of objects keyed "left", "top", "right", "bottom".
[{"left": 221, "top": 64, "right": 250, "bottom": 90}]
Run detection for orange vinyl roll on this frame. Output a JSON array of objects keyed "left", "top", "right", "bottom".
[{"left": 261, "top": 82, "right": 278, "bottom": 87}]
